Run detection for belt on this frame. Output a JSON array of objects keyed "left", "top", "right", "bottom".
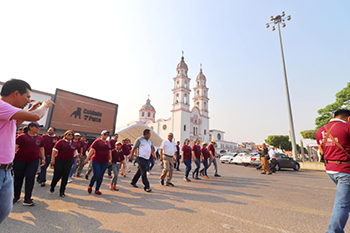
[
  {"left": 164, "top": 154, "right": 173, "bottom": 158},
  {"left": 0, "top": 163, "right": 13, "bottom": 170},
  {"left": 325, "top": 160, "right": 350, "bottom": 164}
]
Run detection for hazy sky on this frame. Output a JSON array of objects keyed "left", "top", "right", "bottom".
[{"left": 0, "top": 1, "right": 349, "bottom": 145}]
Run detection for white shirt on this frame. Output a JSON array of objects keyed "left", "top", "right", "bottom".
[
  {"left": 160, "top": 139, "right": 176, "bottom": 157},
  {"left": 134, "top": 136, "right": 153, "bottom": 160},
  {"left": 268, "top": 149, "right": 276, "bottom": 160}
]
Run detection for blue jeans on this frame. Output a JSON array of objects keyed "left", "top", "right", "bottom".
[
  {"left": 37, "top": 155, "right": 51, "bottom": 183},
  {"left": 147, "top": 157, "right": 155, "bottom": 172},
  {"left": 201, "top": 158, "right": 209, "bottom": 176},
  {"left": 327, "top": 172, "right": 350, "bottom": 233},
  {"left": 184, "top": 159, "right": 192, "bottom": 178},
  {"left": 0, "top": 169, "right": 13, "bottom": 224},
  {"left": 193, "top": 158, "right": 201, "bottom": 178},
  {"left": 89, "top": 161, "right": 108, "bottom": 191},
  {"left": 69, "top": 157, "right": 77, "bottom": 179}
]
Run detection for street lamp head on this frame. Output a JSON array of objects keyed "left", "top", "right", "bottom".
[
  {"left": 272, "top": 26, "right": 275, "bottom": 31},
  {"left": 282, "top": 23, "right": 286, "bottom": 28},
  {"left": 281, "top": 11, "right": 285, "bottom": 17},
  {"left": 287, "top": 15, "right": 291, "bottom": 21},
  {"left": 266, "top": 23, "right": 270, "bottom": 28},
  {"left": 270, "top": 16, "right": 274, "bottom": 21}
]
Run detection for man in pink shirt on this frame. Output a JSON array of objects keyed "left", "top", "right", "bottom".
[{"left": 0, "top": 79, "right": 53, "bottom": 224}]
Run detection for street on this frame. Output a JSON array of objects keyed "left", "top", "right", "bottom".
[{"left": 2, "top": 161, "right": 345, "bottom": 233}]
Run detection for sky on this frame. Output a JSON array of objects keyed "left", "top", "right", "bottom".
[{"left": 0, "top": 0, "right": 349, "bottom": 145}]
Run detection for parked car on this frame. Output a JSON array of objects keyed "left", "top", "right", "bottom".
[
  {"left": 220, "top": 153, "right": 237, "bottom": 164},
  {"left": 250, "top": 153, "right": 261, "bottom": 166},
  {"left": 232, "top": 153, "right": 245, "bottom": 165},
  {"left": 274, "top": 153, "right": 300, "bottom": 171},
  {"left": 241, "top": 154, "right": 253, "bottom": 167}
]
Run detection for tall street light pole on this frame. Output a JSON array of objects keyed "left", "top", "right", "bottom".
[{"left": 266, "top": 12, "right": 298, "bottom": 161}]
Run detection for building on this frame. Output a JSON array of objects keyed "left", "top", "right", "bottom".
[{"left": 209, "top": 129, "right": 238, "bottom": 153}]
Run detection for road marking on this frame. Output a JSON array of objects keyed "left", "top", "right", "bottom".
[{"left": 203, "top": 208, "right": 294, "bottom": 233}]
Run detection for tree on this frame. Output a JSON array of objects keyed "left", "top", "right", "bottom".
[
  {"left": 265, "top": 135, "right": 291, "bottom": 151},
  {"left": 316, "top": 83, "right": 350, "bottom": 129},
  {"left": 300, "top": 129, "right": 316, "bottom": 140}
]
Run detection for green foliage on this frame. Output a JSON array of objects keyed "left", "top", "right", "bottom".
[
  {"left": 265, "top": 135, "right": 291, "bottom": 151},
  {"left": 300, "top": 129, "right": 317, "bottom": 140},
  {"left": 316, "top": 83, "right": 350, "bottom": 129}
]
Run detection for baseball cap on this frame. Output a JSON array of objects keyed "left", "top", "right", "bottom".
[
  {"left": 28, "top": 122, "right": 43, "bottom": 128},
  {"left": 115, "top": 141, "right": 122, "bottom": 145},
  {"left": 211, "top": 140, "right": 216, "bottom": 143},
  {"left": 74, "top": 133, "right": 81, "bottom": 136},
  {"left": 101, "top": 130, "right": 110, "bottom": 135}
]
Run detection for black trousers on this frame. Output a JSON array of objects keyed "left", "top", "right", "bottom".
[
  {"left": 131, "top": 157, "right": 150, "bottom": 189},
  {"left": 13, "top": 159, "right": 39, "bottom": 200},
  {"left": 51, "top": 158, "right": 74, "bottom": 195},
  {"left": 269, "top": 159, "right": 277, "bottom": 172}
]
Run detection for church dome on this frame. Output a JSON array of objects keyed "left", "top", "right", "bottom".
[
  {"left": 140, "top": 98, "right": 155, "bottom": 112},
  {"left": 177, "top": 56, "right": 188, "bottom": 71},
  {"left": 196, "top": 68, "right": 206, "bottom": 81}
]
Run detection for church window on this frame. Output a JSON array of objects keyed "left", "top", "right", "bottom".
[
  {"left": 175, "top": 94, "right": 179, "bottom": 103},
  {"left": 153, "top": 113, "right": 155, "bottom": 118},
  {"left": 197, "top": 81, "right": 199, "bottom": 86},
  {"left": 176, "top": 81, "right": 180, "bottom": 88},
  {"left": 197, "top": 90, "right": 199, "bottom": 96},
  {"left": 197, "top": 102, "right": 199, "bottom": 107},
  {"left": 163, "top": 124, "right": 167, "bottom": 130},
  {"left": 184, "top": 94, "right": 188, "bottom": 104},
  {"left": 204, "top": 129, "right": 206, "bottom": 135},
  {"left": 217, "top": 133, "right": 221, "bottom": 140},
  {"left": 185, "top": 81, "right": 188, "bottom": 88},
  {"left": 204, "top": 102, "right": 207, "bottom": 110},
  {"left": 148, "top": 112, "right": 150, "bottom": 117},
  {"left": 142, "top": 112, "right": 144, "bottom": 117},
  {"left": 184, "top": 125, "right": 186, "bottom": 131}
]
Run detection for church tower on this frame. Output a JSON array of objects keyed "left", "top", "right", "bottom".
[
  {"left": 172, "top": 52, "right": 191, "bottom": 112},
  {"left": 193, "top": 64, "right": 209, "bottom": 117}
]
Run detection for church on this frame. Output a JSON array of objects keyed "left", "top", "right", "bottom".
[{"left": 119, "top": 54, "right": 236, "bottom": 151}]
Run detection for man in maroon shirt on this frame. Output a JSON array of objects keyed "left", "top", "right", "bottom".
[
  {"left": 316, "top": 109, "right": 350, "bottom": 233},
  {"left": 13, "top": 122, "right": 45, "bottom": 206},
  {"left": 37, "top": 127, "right": 60, "bottom": 187}
]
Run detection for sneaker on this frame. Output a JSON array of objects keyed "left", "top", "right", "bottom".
[
  {"left": 23, "top": 199, "right": 35, "bottom": 206},
  {"left": 88, "top": 187, "right": 92, "bottom": 194},
  {"left": 130, "top": 183, "right": 138, "bottom": 188},
  {"left": 50, "top": 187, "right": 55, "bottom": 194},
  {"left": 204, "top": 176, "right": 209, "bottom": 179},
  {"left": 214, "top": 174, "right": 221, "bottom": 177},
  {"left": 160, "top": 179, "right": 164, "bottom": 185},
  {"left": 95, "top": 191, "right": 102, "bottom": 195},
  {"left": 110, "top": 183, "right": 114, "bottom": 190},
  {"left": 40, "top": 182, "right": 46, "bottom": 187},
  {"left": 199, "top": 171, "right": 202, "bottom": 176},
  {"left": 192, "top": 172, "right": 195, "bottom": 179},
  {"left": 183, "top": 177, "right": 191, "bottom": 182},
  {"left": 267, "top": 173, "right": 272, "bottom": 175},
  {"left": 85, "top": 174, "right": 89, "bottom": 180},
  {"left": 195, "top": 177, "right": 201, "bottom": 180},
  {"left": 127, "top": 170, "right": 131, "bottom": 173},
  {"left": 261, "top": 172, "right": 266, "bottom": 174},
  {"left": 113, "top": 186, "right": 119, "bottom": 191},
  {"left": 68, "top": 178, "right": 73, "bottom": 183},
  {"left": 166, "top": 182, "right": 175, "bottom": 187},
  {"left": 144, "top": 188, "right": 152, "bottom": 192},
  {"left": 108, "top": 175, "right": 113, "bottom": 179},
  {"left": 13, "top": 197, "right": 20, "bottom": 205}
]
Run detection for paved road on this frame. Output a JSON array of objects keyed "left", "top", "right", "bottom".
[{"left": 1, "top": 161, "right": 346, "bottom": 233}]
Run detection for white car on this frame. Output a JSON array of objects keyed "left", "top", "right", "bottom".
[
  {"left": 232, "top": 153, "right": 245, "bottom": 164},
  {"left": 220, "top": 153, "right": 237, "bottom": 164},
  {"left": 250, "top": 153, "right": 261, "bottom": 166},
  {"left": 241, "top": 154, "right": 253, "bottom": 166}
]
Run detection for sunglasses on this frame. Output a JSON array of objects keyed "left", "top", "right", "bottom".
[
  {"left": 66, "top": 134, "right": 73, "bottom": 136},
  {"left": 103, "top": 133, "right": 109, "bottom": 136}
]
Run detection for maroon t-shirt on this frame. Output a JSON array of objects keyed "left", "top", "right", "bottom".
[
  {"left": 316, "top": 120, "right": 350, "bottom": 173},
  {"left": 74, "top": 140, "right": 82, "bottom": 153},
  {"left": 208, "top": 144, "right": 215, "bottom": 156},
  {"left": 121, "top": 143, "right": 130, "bottom": 155},
  {"left": 81, "top": 141, "right": 90, "bottom": 155},
  {"left": 109, "top": 139, "right": 117, "bottom": 149},
  {"left": 192, "top": 145, "right": 201, "bottom": 159},
  {"left": 15, "top": 133, "right": 45, "bottom": 162},
  {"left": 91, "top": 139, "right": 111, "bottom": 163},
  {"left": 42, "top": 134, "right": 60, "bottom": 155},
  {"left": 111, "top": 149, "right": 125, "bottom": 163},
  {"left": 201, "top": 148, "right": 209, "bottom": 159},
  {"left": 54, "top": 140, "right": 78, "bottom": 161},
  {"left": 182, "top": 145, "right": 192, "bottom": 160},
  {"left": 176, "top": 145, "right": 180, "bottom": 155}
]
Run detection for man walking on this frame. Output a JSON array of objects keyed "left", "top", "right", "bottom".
[
  {"left": 174, "top": 141, "right": 181, "bottom": 171},
  {"left": 260, "top": 144, "right": 272, "bottom": 175},
  {"left": 159, "top": 133, "right": 176, "bottom": 187},
  {"left": 37, "top": 127, "right": 60, "bottom": 186},
  {"left": 206, "top": 140, "right": 221, "bottom": 177},
  {"left": 268, "top": 146, "right": 278, "bottom": 173},
  {"left": 316, "top": 109, "right": 350, "bottom": 233},
  {"left": 129, "top": 129, "right": 154, "bottom": 192},
  {"left": 0, "top": 79, "right": 53, "bottom": 224}
]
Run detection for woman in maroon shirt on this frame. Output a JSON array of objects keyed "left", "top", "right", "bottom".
[
  {"left": 181, "top": 138, "right": 192, "bottom": 182},
  {"left": 50, "top": 130, "right": 78, "bottom": 197},
  {"left": 200, "top": 142, "right": 210, "bottom": 179},
  {"left": 84, "top": 130, "right": 112, "bottom": 195},
  {"left": 192, "top": 139, "right": 202, "bottom": 180},
  {"left": 13, "top": 122, "right": 45, "bottom": 206}
]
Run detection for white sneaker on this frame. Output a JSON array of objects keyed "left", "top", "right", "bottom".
[
  {"left": 68, "top": 178, "right": 73, "bottom": 183},
  {"left": 147, "top": 172, "right": 151, "bottom": 175}
]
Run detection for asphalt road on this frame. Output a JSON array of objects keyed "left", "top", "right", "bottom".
[{"left": 1, "top": 160, "right": 346, "bottom": 233}]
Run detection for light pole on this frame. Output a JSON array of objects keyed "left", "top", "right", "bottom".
[{"left": 266, "top": 12, "right": 298, "bottom": 161}]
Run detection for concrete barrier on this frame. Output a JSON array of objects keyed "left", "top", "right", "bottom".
[{"left": 300, "top": 162, "right": 325, "bottom": 171}]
